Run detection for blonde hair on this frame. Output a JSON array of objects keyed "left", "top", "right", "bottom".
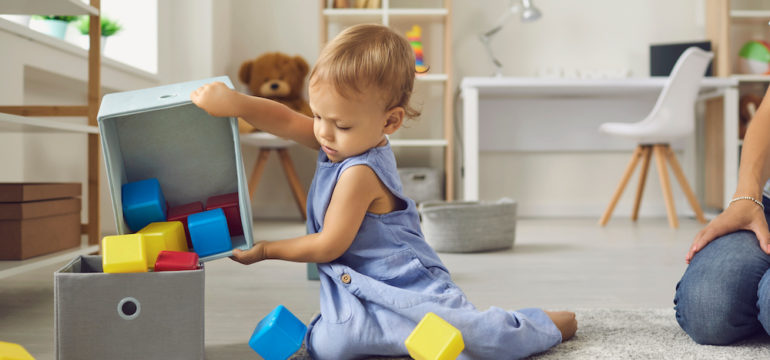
[{"left": 310, "top": 24, "right": 420, "bottom": 119}]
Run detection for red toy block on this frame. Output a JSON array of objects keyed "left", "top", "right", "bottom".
[
  {"left": 168, "top": 201, "right": 204, "bottom": 248},
  {"left": 206, "top": 192, "right": 243, "bottom": 236},
  {"left": 154, "top": 250, "right": 200, "bottom": 271}
]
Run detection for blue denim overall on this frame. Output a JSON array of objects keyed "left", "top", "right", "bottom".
[{"left": 304, "top": 143, "right": 561, "bottom": 359}]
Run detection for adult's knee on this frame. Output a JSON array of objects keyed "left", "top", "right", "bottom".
[
  {"left": 676, "top": 278, "right": 754, "bottom": 344},
  {"left": 675, "top": 250, "right": 764, "bottom": 345}
]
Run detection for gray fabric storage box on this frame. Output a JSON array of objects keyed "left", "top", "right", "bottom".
[
  {"left": 54, "top": 255, "right": 204, "bottom": 360},
  {"left": 419, "top": 198, "right": 517, "bottom": 253},
  {"left": 397, "top": 167, "right": 443, "bottom": 203},
  {"left": 98, "top": 76, "right": 253, "bottom": 261}
]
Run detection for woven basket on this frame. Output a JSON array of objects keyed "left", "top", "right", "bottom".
[{"left": 418, "top": 198, "right": 517, "bottom": 253}]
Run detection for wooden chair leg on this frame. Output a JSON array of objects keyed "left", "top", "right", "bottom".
[
  {"left": 653, "top": 145, "right": 678, "bottom": 228},
  {"left": 248, "top": 149, "right": 271, "bottom": 199},
  {"left": 599, "top": 145, "right": 644, "bottom": 226},
  {"left": 277, "top": 148, "right": 308, "bottom": 221},
  {"left": 631, "top": 145, "right": 653, "bottom": 221},
  {"left": 664, "top": 145, "right": 707, "bottom": 224}
]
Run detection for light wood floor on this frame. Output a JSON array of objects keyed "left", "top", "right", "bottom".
[{"left": 0, "top": 218, "right": 702, "bottom": 359}]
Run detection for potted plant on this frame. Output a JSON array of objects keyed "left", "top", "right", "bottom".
[
  {"left": 31, "top": 15, "right": 78, "bottom": 39},
  {"left": 76, "top": 16, "right": 123, "bottom": 51}
]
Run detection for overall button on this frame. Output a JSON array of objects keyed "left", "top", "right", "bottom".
[{"left": 341, "top": 273, "right": 351, "bottom": 284}]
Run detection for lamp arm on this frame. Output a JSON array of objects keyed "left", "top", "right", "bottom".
[{"left": 479, "top": 34, "right": 503, "bottom": 77}]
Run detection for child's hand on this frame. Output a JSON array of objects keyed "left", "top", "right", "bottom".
[
  {"left": 230, "top": 241, "right": 267, "bottom": 265},
  {"left": 545, "top": 310, "right": 577, "bottom": 341},
  {"left": 190, "top": 81, "right": 240, "bottom": 118}
]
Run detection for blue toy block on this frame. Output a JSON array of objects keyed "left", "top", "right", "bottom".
[
  {"left": 188, "top": 208, "right": 231, "bottom": 257},
  {"left": 121, "top": 178, "right": 167, "bottom": 232},
  {"left": 249, "top": 305, "right": 307, "bottom": 360}
]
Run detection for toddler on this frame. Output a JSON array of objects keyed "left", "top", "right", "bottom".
[{"left": 191, "top": 23, "right": 576, "bottom": 359}]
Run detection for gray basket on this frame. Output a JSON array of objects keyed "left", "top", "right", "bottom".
[
  {"left": 419, "top": 198, "right": 517, "bottom": 253},
  {"left": 398, "top": 167, "right": 443, "bottom": 204}
]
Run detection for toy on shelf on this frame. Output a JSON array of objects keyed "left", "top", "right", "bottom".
[
  {"left": 206, "top": 192, "right": 244, "bottom": 236},
  {"left": 188, "top": 208, "right": 232, "bottom": 257},
  {"left": 154, "top": 250, "right": 200, "bottom": 271},
  {"left": 249, "top": 305, "right": 307, "bottom": 360},
  {"left": 137, "top": 221, "right": 189, "bottom": 269},
  {"left": 168, "top": 201, "right": 204, "bottom": 248},
  {"left": 739, "top": 93, "right": 763, "bottom": 139},
  {"left": 738, "top": 40, "right": 770, "bottom": 75},
  {"left": 0, "top": 341, "right": 35, "bottom": 360},
  {"left": 121, "top": 178, "right": 167, "bottom": 232},
  {"left": 404, "top": 312, "right": 464, "bottom": 360},
  {"left": 406, "top": 25, "right": 429, "bottom": 73},
  {"left": 102, "top": 234, "right": 148, "bottom": 273}
]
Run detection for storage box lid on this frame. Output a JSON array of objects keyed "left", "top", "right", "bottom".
[
  {"left": 0, "top": 197, "right": 80, "bottom": 220},
  {"left": 97, "top": 76, "right": 254, "bottom": 262},
  {"left": 0, "top": 183, "right": 81, "bottom": 203}
]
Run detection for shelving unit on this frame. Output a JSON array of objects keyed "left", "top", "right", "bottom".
[
  {"left": 705, "top": 0, "right": 770, "bottom": 208},
  {"left": 319, "top": 0, "right": 455, "bottom": 200},
  {"left": 0, "top": 0, "right": 101, "bottom": 268}
]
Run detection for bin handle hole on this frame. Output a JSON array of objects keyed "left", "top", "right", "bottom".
[
  {"left": 117, "top": 297, "right": 141, "bottom": 320},
  {"left": 159, "top": 94, "right": 176, "bottom": 99}
]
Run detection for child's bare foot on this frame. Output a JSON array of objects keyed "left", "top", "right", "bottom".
[{"left": 544, "top": 310, "right": 577, "bottom": 341}]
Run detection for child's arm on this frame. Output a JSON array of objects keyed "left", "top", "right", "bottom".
[
  {"left": 231, "top": 165, "right": 382, "bottom": 264},
  {"left": 191, "top": 82, "right": 319, "bottom": 149}
]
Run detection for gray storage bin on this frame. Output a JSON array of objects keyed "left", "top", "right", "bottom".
[
  {"left": 98, "top": 76, "right": 253, "bottom": 262},
  {"left": 398, "top": 167, "right": 443, "bottom": 203},
  {"left": 419, "top": 198, "right": 517, "bottom": 253},
  {"left": 54, "top": 255, "right": 205, "bottom": 360}
]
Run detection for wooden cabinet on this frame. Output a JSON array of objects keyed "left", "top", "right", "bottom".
[{"left": 320, "top": 0, "right": 455, "bottom": 200}]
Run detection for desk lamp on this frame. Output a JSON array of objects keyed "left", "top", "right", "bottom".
[{"left": 479, "top": 0, "right": 542, "bottom": 77}]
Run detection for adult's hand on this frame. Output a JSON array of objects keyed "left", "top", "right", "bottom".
[{"left": 686, "top": 200, "right": 770, "bottom": 263}]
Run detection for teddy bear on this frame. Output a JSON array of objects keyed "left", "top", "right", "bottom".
[{"left": 237, "top": 52, "right": 313, "bottom": 133}]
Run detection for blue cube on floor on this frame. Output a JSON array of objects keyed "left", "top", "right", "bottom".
[
  {"left": 122, "top": 178, "right": 167, "bottom": 232},
  {"left": 188, "top": 208, "right": 231, "bottom": 257},
  {"left": 249, "top": 305, "right": 307, "bottom": 360}
]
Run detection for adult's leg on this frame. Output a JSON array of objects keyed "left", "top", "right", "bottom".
[
  {"left": 758, "top": 268, "right": 770, "bottom": 335},
  {"left": 674, "top": 229, "right": 770, "bottom": 344}
]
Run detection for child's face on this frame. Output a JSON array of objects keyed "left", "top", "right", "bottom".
[{"left": 308, "top": 82, "right": 400, "bottom": 162}]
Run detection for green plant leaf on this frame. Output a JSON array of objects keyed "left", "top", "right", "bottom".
[{"left": 75, "top": 15, "right": 123, "bottom": 37}]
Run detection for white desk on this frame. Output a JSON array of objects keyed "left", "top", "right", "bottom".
[{"left": 461, "top": 77, "right": 739, "bottom": 208}]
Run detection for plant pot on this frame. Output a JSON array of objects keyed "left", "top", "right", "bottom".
[{"left": 32, "top": 19, "right": 70, "bottom": 39}]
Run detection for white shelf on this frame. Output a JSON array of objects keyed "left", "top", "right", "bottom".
[
  {"left": 388, "top": 8, "right": 448, "bottom": 17},
  {"left": 416, "top": 73, "right": 448, "bottom": 82},
  {"left": 730, "top": 10, "right": 770, "bottom": 19},
  {"left": 0, "top": 0, "right": 98, "bottom": 16},
  {"left": 0, "top": 18, "right": 158, "bottom": 84},
  {"left": 0, "top": 241, "right": 98, "bottom": 280},
  {"left": 389, "top": 139, "right": 448, "bottom": 147},
  {"left": 731, "top": 74, "right": 770, "bottom": 82},
  {"left": 0, "top": 111, "right": 98, "bottom": 133}
]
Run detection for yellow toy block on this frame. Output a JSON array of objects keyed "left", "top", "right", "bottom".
[
  {"left": 405, "top": 312, "right": 464, "bottom": 360},
  {"left": 137, "top": 221, "right": 188, "bottom": 269},
  {"left": 102, "top": 234, "right": 148, "bottom": 273},
  {"left": 0, "top": 341, "right": 35, "bottom": 360}
]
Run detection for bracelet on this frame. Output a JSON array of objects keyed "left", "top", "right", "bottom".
[{"left": 729, "top": 196, "right": 765, "bottom": 210}]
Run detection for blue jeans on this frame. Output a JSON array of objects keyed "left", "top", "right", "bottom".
[{"left": 674, "top": 197, "right": 770, "bottom": 345}]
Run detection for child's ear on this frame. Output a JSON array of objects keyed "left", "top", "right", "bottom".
[{"left": 383, "top": 107, "right": 405, "bottom": 135}]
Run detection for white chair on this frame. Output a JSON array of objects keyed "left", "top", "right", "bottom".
[
  {"left": 240, "top": 132, "right": 307, "bottom": 220},
  {"left": 598, "top": 47, "right": 712, "bottom": 228}
]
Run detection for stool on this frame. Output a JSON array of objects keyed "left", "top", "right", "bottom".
[{"left": 240, "top": 132, "right": 307, "bottom": 220}]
